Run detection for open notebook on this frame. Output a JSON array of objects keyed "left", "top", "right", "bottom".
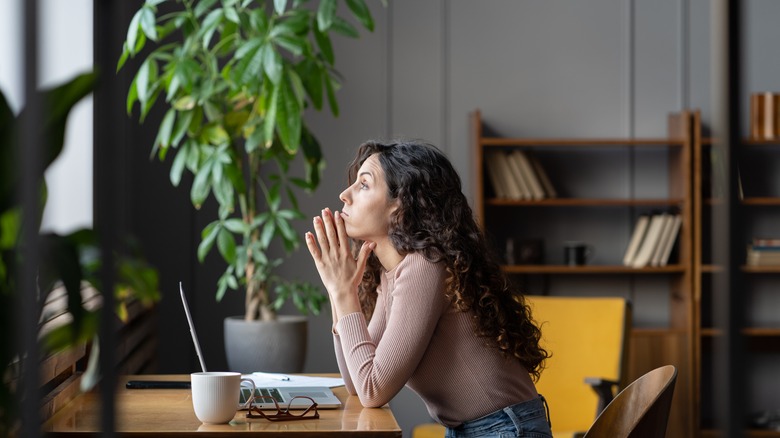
[{"left": 179, "top": 283, "right": 341, "bottom": 409}]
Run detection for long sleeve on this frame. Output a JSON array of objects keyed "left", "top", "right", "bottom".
[
  {"left": 332, "top": 332, "right": 356, "bottom": 394},
  {"left": 333, "top": 253, "right": 538, "bottom": 427},
  {"left": 335, "top": 253, "right": 448, "bottom": 407}
]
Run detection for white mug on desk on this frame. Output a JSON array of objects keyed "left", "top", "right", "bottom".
[{"left": 191, "top": 371, "right": 255, "bottom": 424}]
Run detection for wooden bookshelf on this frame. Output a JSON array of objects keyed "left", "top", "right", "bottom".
[
  {"left": 693, "top": 111, "right": 780, "bottom": 437},
  {"left": 472, "top": 109, "right": 695, "bottom": 438}
]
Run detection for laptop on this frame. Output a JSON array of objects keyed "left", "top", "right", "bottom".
[{"left": 179, "top": 282, "right": 342, "bottom": 410}]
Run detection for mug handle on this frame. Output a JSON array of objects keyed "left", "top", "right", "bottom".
[{"left": 240, "top": 378, "right": 257, "bottom": 409}]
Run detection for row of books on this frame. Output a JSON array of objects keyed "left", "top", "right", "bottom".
[
  {"left": 623, "top": 212, "right": 682, "bottom": 268},
  {"left": 484, "top": 150, "right": 557, "bottom": 200},
  {"left": 746, "top": 238, "right": 780, "bottom": 266}
]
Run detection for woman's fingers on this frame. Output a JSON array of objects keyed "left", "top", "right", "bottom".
[
  {"left": 334, "top": 211, "right": 349, "bottom": 250},
  {"left": 312, "top": 215, "right": 330, "bottom": 254},
  {"left": 356, "top": 241, "right": 376, "bottom": 272},
  {"left": 304, "top": 231, "right": 320, "bottom": 260},
  {"left": 320, "top": 208, "right": 340, "bottom": 252}
]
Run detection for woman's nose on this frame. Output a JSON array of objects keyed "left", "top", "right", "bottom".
[{"left": 339, "top": 187, "right": 350, "bottom": 204}]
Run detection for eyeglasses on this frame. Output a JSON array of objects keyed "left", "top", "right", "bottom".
[{"left": 245, "top": 395, "right": 320, "bottom": 422}]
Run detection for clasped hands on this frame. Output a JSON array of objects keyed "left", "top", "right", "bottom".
[{"left": 305, "top": 208, "right": 375, "bottom": 313}]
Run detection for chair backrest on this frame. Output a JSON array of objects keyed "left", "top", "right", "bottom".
[
  {"left": 528, "top": 295, "right": 631, "bottom": 434},
  {"left": 583, "top": 365, "right": 677, "bottom": 438}
]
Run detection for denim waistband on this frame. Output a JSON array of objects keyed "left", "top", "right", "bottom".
[{"left": 453, "top": 395, "right": 552, "bottom": 433}]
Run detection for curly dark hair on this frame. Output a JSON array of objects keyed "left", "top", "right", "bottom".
[{"left": 346, "top": 139, "right": 549, "bottom": 380}]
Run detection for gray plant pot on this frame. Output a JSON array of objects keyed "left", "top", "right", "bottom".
[{"left": 223, "top": 315, "right": 308, "bottom": 374}]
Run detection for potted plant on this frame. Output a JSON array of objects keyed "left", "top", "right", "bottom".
[
  {"left": 118, "top": 0, "right": 375, "bottom": 372},
  {"left": 0, "top": 73, "right": 160, "bottom": 434}
]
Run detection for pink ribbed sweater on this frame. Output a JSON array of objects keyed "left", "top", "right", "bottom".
[{"left": 333, "top": 252, "right": 538, "bottom": 427}]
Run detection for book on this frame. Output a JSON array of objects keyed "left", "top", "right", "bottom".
[
  {"left": 526, "top": 152, "right": 557, "bottom": 198},
  {"left": 484, "top": 152, "right": 508, "bottom": 199},
  {"left": 650, "top": 214, "right": 673, "bottom": 267},
  {"left": 504, "top": 151, "right": 533, "bottom": 199},
  {"left": 511, "top": 151, "right": 545, "bottom": 200},
  {"left": 493, "top": 152, "right": 525, "bottom": 199},
  {"left": 656, "top": 214, "right": 682, "bottom": 266},
  {"left": 752, "top": 237, "right": 780, "bottom": 247},
  {"left": 623, "top": 214, "right": 650, "bottom": 266},
  {"left": 631, "top": 213, "right": 668, "bottom": 268},
  {"left": 747, "top": 245, "right": 780, "bottom": 266}
]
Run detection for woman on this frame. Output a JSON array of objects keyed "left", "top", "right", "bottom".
[{"left": 305, "top": 140, "right": 552, "bottom": 437}]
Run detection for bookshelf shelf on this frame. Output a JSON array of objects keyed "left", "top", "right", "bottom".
[
  {"left": 480, "top": 137, "right": 686, "bottom": 147},
  {"left": 742, "top": 197, "right": 780, "bottom": 206},
  {"left": 501, "top": 264, "right": 686, "bottom": 274},
  {"left": 486, "top": 198, "right": 684, "bottom": 207},
  {"left": 742, "top": 265, "right": 780, "bottom": 273},
  {"left": 700, "top": 328, "right": 780, "bottom": 337},
  {"left": 703, "top": 429, "right": 780, "bottom": 437},
  {"left": 473, "top": 109, "right": 695, "bottom": 437}
]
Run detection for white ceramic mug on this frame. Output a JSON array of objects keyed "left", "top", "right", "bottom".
[{"left": 191, "top": 372, "right": 255, "bottom": 424}]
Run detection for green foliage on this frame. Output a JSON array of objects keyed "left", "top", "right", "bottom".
[
  {"left": 0, "top": 73, "right": 161, "bottom": 436},
  {"left": 119, "top": 0, "right": 375, "bottom": 319}
]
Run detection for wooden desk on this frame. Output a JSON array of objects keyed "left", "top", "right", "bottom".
[{"left": 42, "top": 375, "right": 401, "bottom": 437}]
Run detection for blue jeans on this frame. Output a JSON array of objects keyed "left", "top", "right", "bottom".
[{"left": 445, "top": 395, "right": 552, "bottom": 438}]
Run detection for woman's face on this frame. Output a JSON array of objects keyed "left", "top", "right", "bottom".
[{"left": 338, "top": 154, "right": 397, "bottom": 242}]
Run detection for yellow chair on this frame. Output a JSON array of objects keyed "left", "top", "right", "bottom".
[
  {"left": 530, "top": 295, "right": 631, "bottom": 438},
  {"left": 411, "top": 295, "right": 630, "bottom": 438}
]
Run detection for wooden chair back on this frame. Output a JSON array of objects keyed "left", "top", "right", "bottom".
[{"left": 583, "top": 365, "right": 677, "bottom": 438}]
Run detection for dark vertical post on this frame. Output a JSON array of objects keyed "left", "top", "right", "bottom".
[
  {"left": 19, "top": 0, "right": 42, "bottom": 435},
  {"left": 93, "top": 0, "right": 120, "bottom": 435},
  {"left": 710, "top": 0, "right": 746, "bottom": 436}
]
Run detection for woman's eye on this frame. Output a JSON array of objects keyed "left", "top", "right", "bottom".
[{"left": 360, "top": 182, "right": 368, "bottom": 190}]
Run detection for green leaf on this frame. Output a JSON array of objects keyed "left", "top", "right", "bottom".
[
  {"left": 126, "top": 78, "right": 138, "bottom": 115},
  {"left": 140, "top": 7, "right": 159, "bottom": 41},
  {"left": 313, "top": 21, "right": 334, "bottom": 65},
  {"left": 194, "top": 0, "right": 219, "bottom": 18},
  {"left": 217, "top": 227, "right": 237, "bottom": 264},
  {"left": 185, "top": 140, "right": 201, "bottom": 173},
  {"left": 276, "top": 78, "right": 301, "bottom": 153},
  {"left": 276, "top": 9, "right": 310, "bottom": 35},
  {"left": 330, "top": 16, "right": 359, "bottom": 38},
  {"left": 157, "top": 108, "right": 176, "bottom": 149},
  {"left": 173, "top": 95, "right": 196, "bottom": 110},
  {"left": 126, "top": 9, "right": 143, "bottom": 55},
  {"left": 203, "top": 123, "right": 230, "bottom": 145},
  {"left": 198, "top": 221, "right": 221, "bottom": 262},
  {"left": 263, "top": 83, "right": 280, "bottom": 147},
  {"left": 234, "top": 40, "right": 264, "bottom": 85},
  {"left": 169, "top": 146, "right": 188, "bottom": 187},
  {"left": 262, "top": 44, "right": 283, "bottom": 85},
  {"left": 345, "top": 0, "right": 374, "bottom": 32},
  {"left": 135, "top": 58, "right": 153, "bottom": 108},
  {"left": 273, "top": 34, "right": 305, "bottom": 57},
  {"left": 171, "top": 109, "right": 194, "bottom": 147},
  {"left": 300, "top": 125, "right": 323, "bottom": 189},
  {"left": 316, "top": 0, "right": 336, "bottom": 31},
  {"left": 201, "top": 8, "right": 224, "bottom": 48},
  {"left": 273, "top": 0, "right": 287, "bottom": 14},
  {"left": 223, "top": 218, "right": 247, "bottom": 234},
  {"left": 117, "top": 43, "right": 131, "bottom": 72},
  {"left": 324, "top": 71, "right": 340, "bottom": 116},
  {"left": 260, "top": 220, "right": 276, "bottom": 249},
  {"left": 190, "top": 159, "right": 213, "bottom": 208},
  {"left": 297, "top": 60, "right": 323, "bottom": 110}
]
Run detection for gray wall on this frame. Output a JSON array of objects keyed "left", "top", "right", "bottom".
[
  {"left": 138, "top": 1, "right": 780, "bottom": 436},
  {"left": 293, "top": 1, "right": 699, "bottom": 433}
]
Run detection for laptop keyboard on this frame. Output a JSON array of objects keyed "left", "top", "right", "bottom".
[{"left": 240, "top": 387, "right": 284, "bottom": 404}]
